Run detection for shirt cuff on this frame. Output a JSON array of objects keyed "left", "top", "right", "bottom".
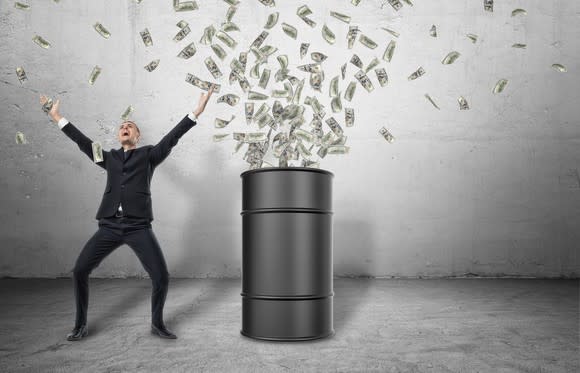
[
  {"left": 187, "top": 112, "right": 198, "bottom": 122},
  {"left": 57, "top": 117, "right": 69, "bottom": 129}
]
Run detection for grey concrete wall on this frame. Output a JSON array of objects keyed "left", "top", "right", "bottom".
[{"left": 1, "top": 1, "right": 578, "bottom": 278}]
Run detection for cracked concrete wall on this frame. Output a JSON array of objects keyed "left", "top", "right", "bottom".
[{"left": 0, "top": 1, "right": 578, "bottom": 278}]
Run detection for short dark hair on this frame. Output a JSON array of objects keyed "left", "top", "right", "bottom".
[{"left": 121, "top": 120, "right": 140, "bottom": 134}]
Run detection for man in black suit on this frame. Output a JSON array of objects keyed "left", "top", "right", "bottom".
[{"left": 40, "top": 86, "right": 213, "bottom": 341}]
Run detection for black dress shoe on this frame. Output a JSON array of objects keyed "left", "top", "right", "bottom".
[
  {"left": 66, "top": 324, "right": 88, "bottom": 341},
  {"left": 151, "top": 323, "right": 177, "bottom": 339}
]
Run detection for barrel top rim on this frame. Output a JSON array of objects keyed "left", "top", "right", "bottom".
[{"left": 240, "top": 167, "right": 334, "bottom": 177}]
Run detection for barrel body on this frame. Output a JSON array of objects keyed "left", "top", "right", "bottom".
[{"left": 240, "top": 167, "right": 334, "bottom": 341}]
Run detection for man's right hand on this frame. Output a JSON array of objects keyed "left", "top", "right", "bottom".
[{"left": 40, "top": 94, "right": 62, "bottom": 123}]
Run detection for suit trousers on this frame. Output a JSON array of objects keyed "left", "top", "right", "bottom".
[{"left": 72, "top": 215, "right": 169, "bottom": 328}]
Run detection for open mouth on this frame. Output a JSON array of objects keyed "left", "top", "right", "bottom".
[{"left": 122, "top": 131, "right": 129, "bottom": 137}]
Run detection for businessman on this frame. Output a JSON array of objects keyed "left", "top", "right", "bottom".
[{"left": 40, "top": 86, "right": 213, "bottom": 341}]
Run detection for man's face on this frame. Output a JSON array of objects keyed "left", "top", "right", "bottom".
[{"left": 118, "top": 121, "right": 140, "bottom": 146}]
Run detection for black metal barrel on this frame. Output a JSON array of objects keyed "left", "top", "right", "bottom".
[{"left": 240, "top": 167, "right": 334, "bottom": 341}]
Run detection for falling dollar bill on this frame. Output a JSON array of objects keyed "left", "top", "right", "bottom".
[
  {"left": 347, "top": 26, "right": 359, "bottom": 49},
  {"left": 258, "top": 68, "right": 271, "bottom": 89},
  {"left": 93, "top": 23, "right": 111, "bottom": 39},
  {"left": 512, "top": 43, "right": 526, "bottom": 49},
  {"left": 91, "top": 142, "right": 104, "bottom": 163},
  {"left": 140, "top": 28, "right": 153, "bottom": 46},
  {"left": 14, "top": 2, "right": 30, "bottom": 10},
  {"left": 41, "top": 97, "right": 53, "bottom": 113},
  {"left": 311, "top": 52, "right": 327, "bottom": 63},
  {"left": 330, "top": 11, "right": 351, "bottom": 23},
  {"left": 204, "top": 57, "right": 222, "bottom": 78},
  {"left": 350, "top": 54, "right": 363, "bottom": 69},
  {"left": 442, "top": 51, "right": 461, "bottom": 65},
  {"left": 345, "top": 107, "right": 354, "bottom": 127},
  {"left": 176, "top": 20, "right": 188, "bottom": 29},
  {"left": 341, "top": 63, "right": 347, "bottom": 79},
  {"left": 429, "top": 25, "right": 437, "bottom": 37},
  {"left": 387, "top": 0, "right": 403, "bottom": 11},
  {"left": 329, "top": 76, "right": 339, "bottom": 97},
  {"left": 458, "top": 96, "right": 470, "bottom": 110},
  {"left": 257, "top": 0, "right": 275, "bottom": 7},
  {"left": 492, "top": 79, "right": 508, "bottom": 94},
  {"left": 88, "top": 66, "right": 102, "bottom": 84},
  {"left": 245, "top": 102, "right": 254, "bottom": 125},
  {"left": 331, "top": 94, "right": 342, "bottom": 113},
  {"left": 185, "top": 73, "right": 221, "bottom": 93},
  {"left": 484, "top": 0, "right": 493, "bottom": 12},
  {"left": 424, "top": 94, "right": 440, "bottom": 109},
  {"left": 383, "top": 40, "right": 396, "bottom": 62},
  {"left": 211, "top": 43, "right": 227, "bottom": 60},
  {"left": 511, "top": 8, "right": 527, "bottom": 16},
  {"left": 355, "top": 70, "right": 374, "bottom": 92},
  {"left": 250, "top": 31, "right": 269, "bottom": 50},
  {"left": 121, "top": 105, "right": 134, "bottom": 121},
  {"left": 359, "top": 34, "right": 378, "bottom": 49},
  {"left": 379, "top": 127, "right": 394, "bottom": 143},
  {"left": 364, "top": 57, "right": 380, "bottom": 73},
  {"left": 466, "top": 34, "right": 478, "bottom": 43},
  {"left": 16, "top": 67, "right": 27, "bottom": 83},
  {"left": 200, "top": 25, "right": 216, "bottom": 45},
  {"left": 282, "top": 23, "right": 298, "bottom": 39},
  {"left": 344, "top": 81, "right": 357, "bottom": 101},
  {"left": 381, "top": 27, "right": 400, "bottom": 38},
  {"left": 321, "top": 24, "right": 336, "bottom": 44},
  {"left": 177, "top": 42, "right": 196, "bottom": 59},
  {"left": 248, "top": 90, "right": 269, "bottom": 100},
  {"left": 327, "top": 145, "right": 349, "bottom": 155},
  {"left": 265, "top": 12, "right": 279, "bottom": 29},
  {"left": 174, "top": 1, "right": 198, "bottom": 12},
  {"left": 144, "top": 59, "right": 160, "bottom": 72},
  {"left": 217, "top": 94, "right": 240, "bottom": 106},
  {"left": 15, "top": 131, "right": 27, "bottom": 144},
  {"left": 551, "top": 63, "right": 567, "bottom": 72},
  {"left": 325, "top": 117, "right": 344, "bottom": 136},
  {"left": 245, "top": 132, "right": 268, "bottom": 143},
  {"left": 407, "top": 66, "right": 425, "bottom": 81},
  {"left": 215, "top": 115, "right": 235, "bottom": 128},
  {"left": 300, "top": 43, "right": 309, "bottom": 59},
  {"left": 215, "top": 30, "right": 237, "bottom": 48},
  {"left": 213, "top": 134, "right": 229, "bottom": 142},
  {"left": 375, "top": 68, "right": 388, "bottom": 87},
  {"left": 173, "top": 25, "right": 190, "bottom": 41},
  {"left": 32, "top": 35, "right": 51, "bottom": 49}
]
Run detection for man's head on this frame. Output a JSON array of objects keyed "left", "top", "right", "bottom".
[{"left": 118, "top": 120, "right": 140, "bottom": 147}]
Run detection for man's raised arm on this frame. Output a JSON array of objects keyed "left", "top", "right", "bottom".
[
  {"left": 40, "top": 95, "right": 107, "bottom": 170},
  {"left": 149, "top": 85, "right": 214, "bottom": 168}
]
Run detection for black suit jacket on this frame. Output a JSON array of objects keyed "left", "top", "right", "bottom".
[{"left": 61, "top": 115, "right": 197, "bottom": 221}]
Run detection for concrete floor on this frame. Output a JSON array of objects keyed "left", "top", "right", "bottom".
[{"left": 0, "top": 278, "right": 577, "bottom": 373}]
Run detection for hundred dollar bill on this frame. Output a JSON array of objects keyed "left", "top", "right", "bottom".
[
  {"left": 235, "top": 71, "right": 251, "bottom": 92},
  {"left": 249, "top": 63, "right": 260, "bottom": 79},
  {"left": 310, "top": 72, "right": 323, "bottom": 92},
  {"left": 466, "top": 33, "right": 478, "bottom": 43},
  {"left": 177, "top": 42, "right": 196, "bottom": 59},
  {"left": 32, "top": 35, "right": 51, "bottom": 49},
  {"left": 350, "top": 54, "right": 363, "bottom": 69},
  {"left": 302, "top": 159, "right": 320, "bottom": 168},
  {"left": 430, "top": 25, "right": 437, "bottom": 37},
  {"left": 265, "top": 12, "right": 279, "bottom": 29},
  {"left": 300, "top": 43, "right": 309, "bottom": 59},
  {"left": 214, "top": 115, "right": 235, "bottom": 128},
  {"left": 144, "top": 59, "right": 160, "bottom": 72},
  {"left": 297, "top": 4, "right": 313, "bottom": 17},
  {"left": 225, "top": 5, "right": 237, "bottom": 22},
  {"left": 211, "top": 43, "right": 227, "bottom": 60},
  {"left": 442, "top": 51, "right": 461, "bottom": 64},
  {"left": 253, "top": 102, "right": 270, "bottom": 123},
  {"left": 282, "top": 23, "right": 298, "bottom": 39},
  {"left": 174, "top": 1, "right": 198, "bottom": 11},
  {"left": 331, "top": 94, "right": 342, "bottom": 112},
  {"left": 359, "top": 34, "right": 378, "bottom": 49},
  {"left": 484, "top": 0, "right": 493, "bottom": 12},
  {"left": 245, "top": 103, "right": 254, "bottom": 125},
  {"left": 250, "top": 31, "right": 269, "bottom": 49},
  {"left": 217, "top": 94, "right": 240, "bottom": 106},
  {"left": 375, "top": 68, "right": 388, "bottom": 86},
  {"left": 238, "top": 51, "right": 247, "bottom": 71},
  {"left": 15, "top": 131, "right": 27, "bottom": 144},
  {"left": 355, "top": 70, "right": 374, "bottom": 92},
  {"left": 387, "top": 0, "right": 402, "bottom": 11},
  {"left": 213, "top": 134, "right": 229, "bottom": 142},
  {"left": 41, "top": 97, "right": 53, "bottom": 113},
  {"left": 200, "top": 25, "right": 216, "bottom": 45},
  {"left": 383, "top": 40, "right": 396, "bottom": 62},
  {"left": 512, "top": 43, "right": 526, "bottom": 49},
  {"left": 121, "top": 105, "right": 134, "bottom": 120},
  {"left": 92, "top": 142, "right": 104, "bottom": 163},
  {"left": 140, "top": 28, "right": 153, "bottom": 46},
  {"left": 88, "top": 66, "right": 102, "bottom": 84},
  {"left": 204, "top": 57, "right": 222, "bottom": 78},
  {"left": 330, "top": 11, "right": 351, "bottom": 23},
  {"left": 552, "top": 63, "right": 567, "bottom": 72},
  {"left": 248, "top": 90, "right": 269, "bottom": 100},
  {"left": 511, "top": 8, "right": 527, "bottom": 16},
  {"left": 222, "top": 21, "right": 239, "bottom": 32},
  {"left": 16, "top": 67, "right": 27, "bottom": 83},
  {"left": 364, "top": 57, "right": 380, "bottom": 73},
  {"left": 185, "top": 73, "right": 221, "bottom": 93},
  {"left": 215, "top": 30, "right": 237, "bottom": 48},
  {"left": 296, "top": 141, "right": 312, "bottom": 158},
  {"left": 14, "top": 2, "right": 30, "bottom": 10},
  {"left": 492, "top": 79, "right": 508, "bottom": 94},
  {"left": 257, "top": 0, "right": 275, "bottom": 7},
  {"left": 293, "top": 128, "right": 315, "bottom": 143},
  {"left": 347, "top": 26, "right": 359, "bottom": 49},
  {"left": 173, "top": 25, "right": 190, "bottom": 41},
  {"left": 381, "top": 27, "right": 400, "bottom": 38},
  {"left": 311, "top": 52, "right": 327, "bottom": 63},
  {"left": 176, "top": 20, "right": 188, "bottom": 29},
  {"left": 344, "top": 81, "right": 357, "bottom": 101},
  {"left": 402, "top": 0, "right": 413, "bottom": 5},
  {"left": 245, "top": 132, "right": 268, "bottom": 143},
  {"left": 458, "top": 96, "right": 469, "bottom": 110},
  {"left": 329, "top": 76, "right": 339, "bottom": 97},
  {"left": 297, "top": 63, "right": 321, "bottom": 73},
  {"left": 233, "top": 132, "right": 245, "bottom": 142},
  {"left": 325, "top": 117, "right": 344, "bottom": 136},
  {"left": 379, "top": 126, "right": 394, "bottom": 143},
  {"left": 327, "top": 145, "right": 349, "bottom": 155},
  {"left": 351, "top": 0, "right": 362, "bottom": 5},
  {"left": 258, "top": 68, "right": 271, "bottom": 89},
  {"left": 231, "top": 58, "right": 246, "bottom": 76},
  {"left": 223, "top": 0, "right": 239, "bottom": 6},
  {"left": 341, "top": 63, "right": 347, "bottom": 79},
  {"left": 298, "top": 14, "right": 316, "bottom": 28},
  {"left": 345, "top": 107, "right": 354, "bottom": 127},
  {"left": 407, "top": 66, "right": 425, "bottom": 81},
  {"left": 424, "top": 94, "right": 440, "bottom": 109},
  {"left": 93, "top": 23, "right": 111, "bottom": 39},
  {"left": 321, "top": 24, "right": 336, "bottom": 44}
]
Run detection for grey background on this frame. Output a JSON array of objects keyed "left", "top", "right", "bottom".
[{"left": 0, "top": 1, "right": 578, "bottom": 278}]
